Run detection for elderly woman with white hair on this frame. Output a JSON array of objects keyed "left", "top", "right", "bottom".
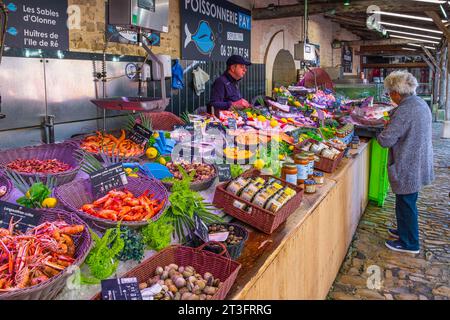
[{"left": 378, "top": 70, "right": 434, "bottom": 254}]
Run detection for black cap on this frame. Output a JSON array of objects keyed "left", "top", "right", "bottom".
[{"left": 226, "top": 55, "right": 252, "bottom": 67}]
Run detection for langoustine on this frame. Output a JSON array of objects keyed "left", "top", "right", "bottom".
[{"left": 0, "top": 219, "right": 84, "bottom": 291}]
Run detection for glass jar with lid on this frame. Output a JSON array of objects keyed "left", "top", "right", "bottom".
[
  {"left": 281, "top": 162, "right": 298, "bottom": 186},
  {"left": 294, "top": 154, "right": 309, "bottom": 186}
]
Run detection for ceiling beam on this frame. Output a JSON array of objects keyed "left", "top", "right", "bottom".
[
  {"left": 356, "top": 50, "right": 423, "bottom": 56},
  {"left": 344, "top": 38, "right": 433, "bottom": 46},
  {"left": 421, "top": 44, "right": 439, "bottom": 69},
  {"left": 425, "top": 11, "right": 450, "bottom": 39},
  {"left": 253, "top": 1, "right": 439, "bottom": 21}
]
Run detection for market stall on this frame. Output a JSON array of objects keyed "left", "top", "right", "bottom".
[{"left": 0, "top": 82, "right": 389, "bottom": 300}]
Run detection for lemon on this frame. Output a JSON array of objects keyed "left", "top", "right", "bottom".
[
  {"left": 153, "top": 132, "right": 160, "bottom": 138},
  {"left": 159, "top": 157, "right": 167, "bottom": 166},
  {"left": 257, "top": 115, "right": 267, "bottom": 122},
  {"left": 279, "top": 155, "right": 285, "bottom": 161},
  {"left": 246, "top": 112, "right": 252, "bottom": 118},
  {"left": 25, "top": 190, "right": 31, "bottom": 199},
  {"left": 124, "top": 168, "right": 133, "bottom": 174},
  {"left": 289, "top": 145, "right": 294, "bottom": 151},
  {"left": 281, "top": 118, "right": 288, "bottom": 124},
  {"left": 254, "top": 159, "right": 265, "bottom": 170},
  {"left": 146, "top": 147, "right": 158, "bottom": 159},
  {"left": 42, "top": 198, "right": 58, "bottom": 208},
  {"left": 270, "top": 120, "right": 279, "bottom": 128},
  {"left": 294, "top": 101, "right": 301, "bottom": 107}
]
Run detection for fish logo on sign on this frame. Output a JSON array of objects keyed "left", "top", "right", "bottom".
[
  {"left": 184, "top": 21, "right": 215, "bottom": 55},
  {"left": 6, "top": 3, "right": 17, "bottom": 12},
  {"left": 6, "top": 27, "right": 18, "bottom": 36}
]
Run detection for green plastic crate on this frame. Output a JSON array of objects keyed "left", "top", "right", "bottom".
[{"left": 368, "top": 139, "right": 390, "bottom": 207}]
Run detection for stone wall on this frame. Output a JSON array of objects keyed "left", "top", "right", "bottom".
[
  {"left": 251, "top": 14, "right": 361, "bottom": 94},
  {"left": 68, "top": 0, "right": 180, "bottom": 57}
]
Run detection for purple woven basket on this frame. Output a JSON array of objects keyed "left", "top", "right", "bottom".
[
  {"left": 68, "top": 133, "right": 145, "bottom": 163},
  {"left": 0, "top": 209, "right": 92, "bottom": 300},
  {"left": 55, "top": 174, "right": 169, "bottom": 229},
  {"left": 0, "top": 171, "right": 13, "bottom": 201},
  {"left": 0, "top": 143, "right": 81, "bottom": 187}
]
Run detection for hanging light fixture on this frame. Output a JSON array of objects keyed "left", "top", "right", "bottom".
[{"left": 344, "top": 0, "right": 350, "bottom": 6}]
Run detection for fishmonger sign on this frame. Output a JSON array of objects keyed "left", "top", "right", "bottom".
[
  {"left": 181, "top": 0, "right": 251, "bottom": 62},
  {"left": 4, "top": 0, "right": 69, "bottom": 51}
]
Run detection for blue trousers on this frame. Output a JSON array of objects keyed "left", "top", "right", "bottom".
[{"left": 395, "top": 193, "right": 420, "bottom": 250}]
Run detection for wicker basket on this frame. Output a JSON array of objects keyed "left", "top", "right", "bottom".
[
  {"left": 141, "top": 112, "right": 184, "bottom": 131},
  {"left": 162, "top": 165, "right": 218, "bottom": 192},
  {"left": 0, "top": 171, "right": 13, "bottom": 201},
  {"left": 186, "top": 223, "right": 249, "bottom": 260},
  {"left": 0, "top": 143, "right": 81, "bottom": 187},
  {"left": 67, "top": 132, "right": 145, "bottom": 163},
  {"left": 213, "top": 169, "right": 304, "bottom": 234},
  {"left": 92, "top": 243, "right": 241, "bottom": 300},
  {"left": 55, "top": 174, "right": 168, "bottom": 230},
  {"left": 0, "top": 209, "right": 92, "bottom": 300},
  {"left": 294, "top": 139, "right": 345, "bottom": 173}
]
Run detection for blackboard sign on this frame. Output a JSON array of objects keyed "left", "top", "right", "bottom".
[
  {"left": 217, "top": 164, "right": 232, "bottom": 182},
  {"left": 342, "top": 45, "right": 353, "bottom": 73},
  {"left": 5, "top": 0, "right": 69, "bottom": 51},
  {"left": 89, "top": 163, "right": 128, "bottom": 197},
  {"left": 194, "top": 213, "right": 209, "bottom": 243},
  {"left": 128, "top": 124, "right": 152, "bottom": 146},
  {"left": 180, "top": 0, "right": 251, "bottom": 62},
  {"left": 0, "top": 201, "right": 40, "bottom": 232},
  {"left": 101, "top": 278, "right": 143, "bottom": 301},
  {"left": 228, "top": 118, "right": 237, "bottom": 130}
]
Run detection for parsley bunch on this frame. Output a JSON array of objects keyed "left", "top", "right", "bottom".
[{"left": 163, "top": 166, "right": 222, "bottom": 243}]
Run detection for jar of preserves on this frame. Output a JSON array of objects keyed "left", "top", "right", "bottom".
[
  {"left": 304, "top": 151, "right": 315, "bottom": 178},
  {"left": 320, "top": 148, "right": 335, "bottom": 160},
  {"left": 281, "top": 163, "right": 298, "bottom": 186},
  {"left": 313, "top": 171, "right": 324, "bottom": 185},
  {"left": 304, "top": 179, "right": 317, "bottom": 194},
  {"left": 294, "top": 154, "right": 309, "bottom": 186}
]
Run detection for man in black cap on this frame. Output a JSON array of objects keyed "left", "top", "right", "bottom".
[{"left": 208, "top": 55, "right": 252, "bottom": 115}]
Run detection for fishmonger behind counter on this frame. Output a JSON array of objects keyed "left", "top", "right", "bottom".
[{"left": 208, "top": 55, "right": 252, "bottom": 116}]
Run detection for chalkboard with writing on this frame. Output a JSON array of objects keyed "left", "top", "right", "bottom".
[
  {"left": 0, "top": 201, "right": 40, "bottom": 232},
  {"left": 5, "top": 0, "right": 69, "bottom": 51}
]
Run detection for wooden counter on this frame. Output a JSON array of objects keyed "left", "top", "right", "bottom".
[{"left": 228, "top": 141, "right": 371, "bottom": 300}]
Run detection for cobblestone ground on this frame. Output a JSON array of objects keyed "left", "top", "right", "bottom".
[{"left": 329, "top": 123, "right": 450, "bottom": 300}]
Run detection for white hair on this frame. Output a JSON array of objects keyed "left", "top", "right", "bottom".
[{"left": 384, "top": 70, "right": 418, "bottom": 96}]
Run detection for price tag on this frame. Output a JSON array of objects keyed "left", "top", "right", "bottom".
[
  {"left": 194, "top": 213, "right": 210, "bottom": 243},
  {"left": 0, "top": 201, "right": 40, "bottom": 233},
  {"left": 128, "top": 124, "right": 152, "bottom": 146},
  {"left": 209, "top": 231, "right": 229, "bottom": 242},
  {"left": 101, "top": 278, "right": 143, "bottom": 301},
  {"left": 89, "top": 163, "right": 128, "bottom": 197},
  {"left": 217, "top": 164, "right": 232, "bottom": 182},
  {"left": 228, "top": 118, "right": 237, "bottom": 130}
]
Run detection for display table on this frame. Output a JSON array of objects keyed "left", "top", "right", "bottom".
[
  {"left": 53, "top": 141, "right": 370, "bottom": 300},
  {"left": 227, "top": 141, "right": 370, "bottom": 300}
]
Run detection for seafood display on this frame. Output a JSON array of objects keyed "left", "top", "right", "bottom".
[
  {"left": 166, "top": 162, "right": 216, "bottom": 183},
  {"left": 7, "top": 159, "right": 71, "bottom": 174},
  {"left": 0, "top": 220, "right": 84, "bottom": 291},
  {"left": 139, "top": 264, "right": 223, "bottom": 300},
  {"left": 223, "top": 147, "right": 254, "bottom": 161},
  {"left": 80, "top": 130, "right": 144, "bottom": 158},
  {"left": 81, "top": 189, "right": 165, "bottom": 222}
]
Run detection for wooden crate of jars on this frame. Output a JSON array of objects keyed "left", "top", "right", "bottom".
[
  {"left": 294, "top": 139, "right": 345, "bottom": 173},
  {"left": 212, "top": 169, "right": 304, "bottom": 234}
]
